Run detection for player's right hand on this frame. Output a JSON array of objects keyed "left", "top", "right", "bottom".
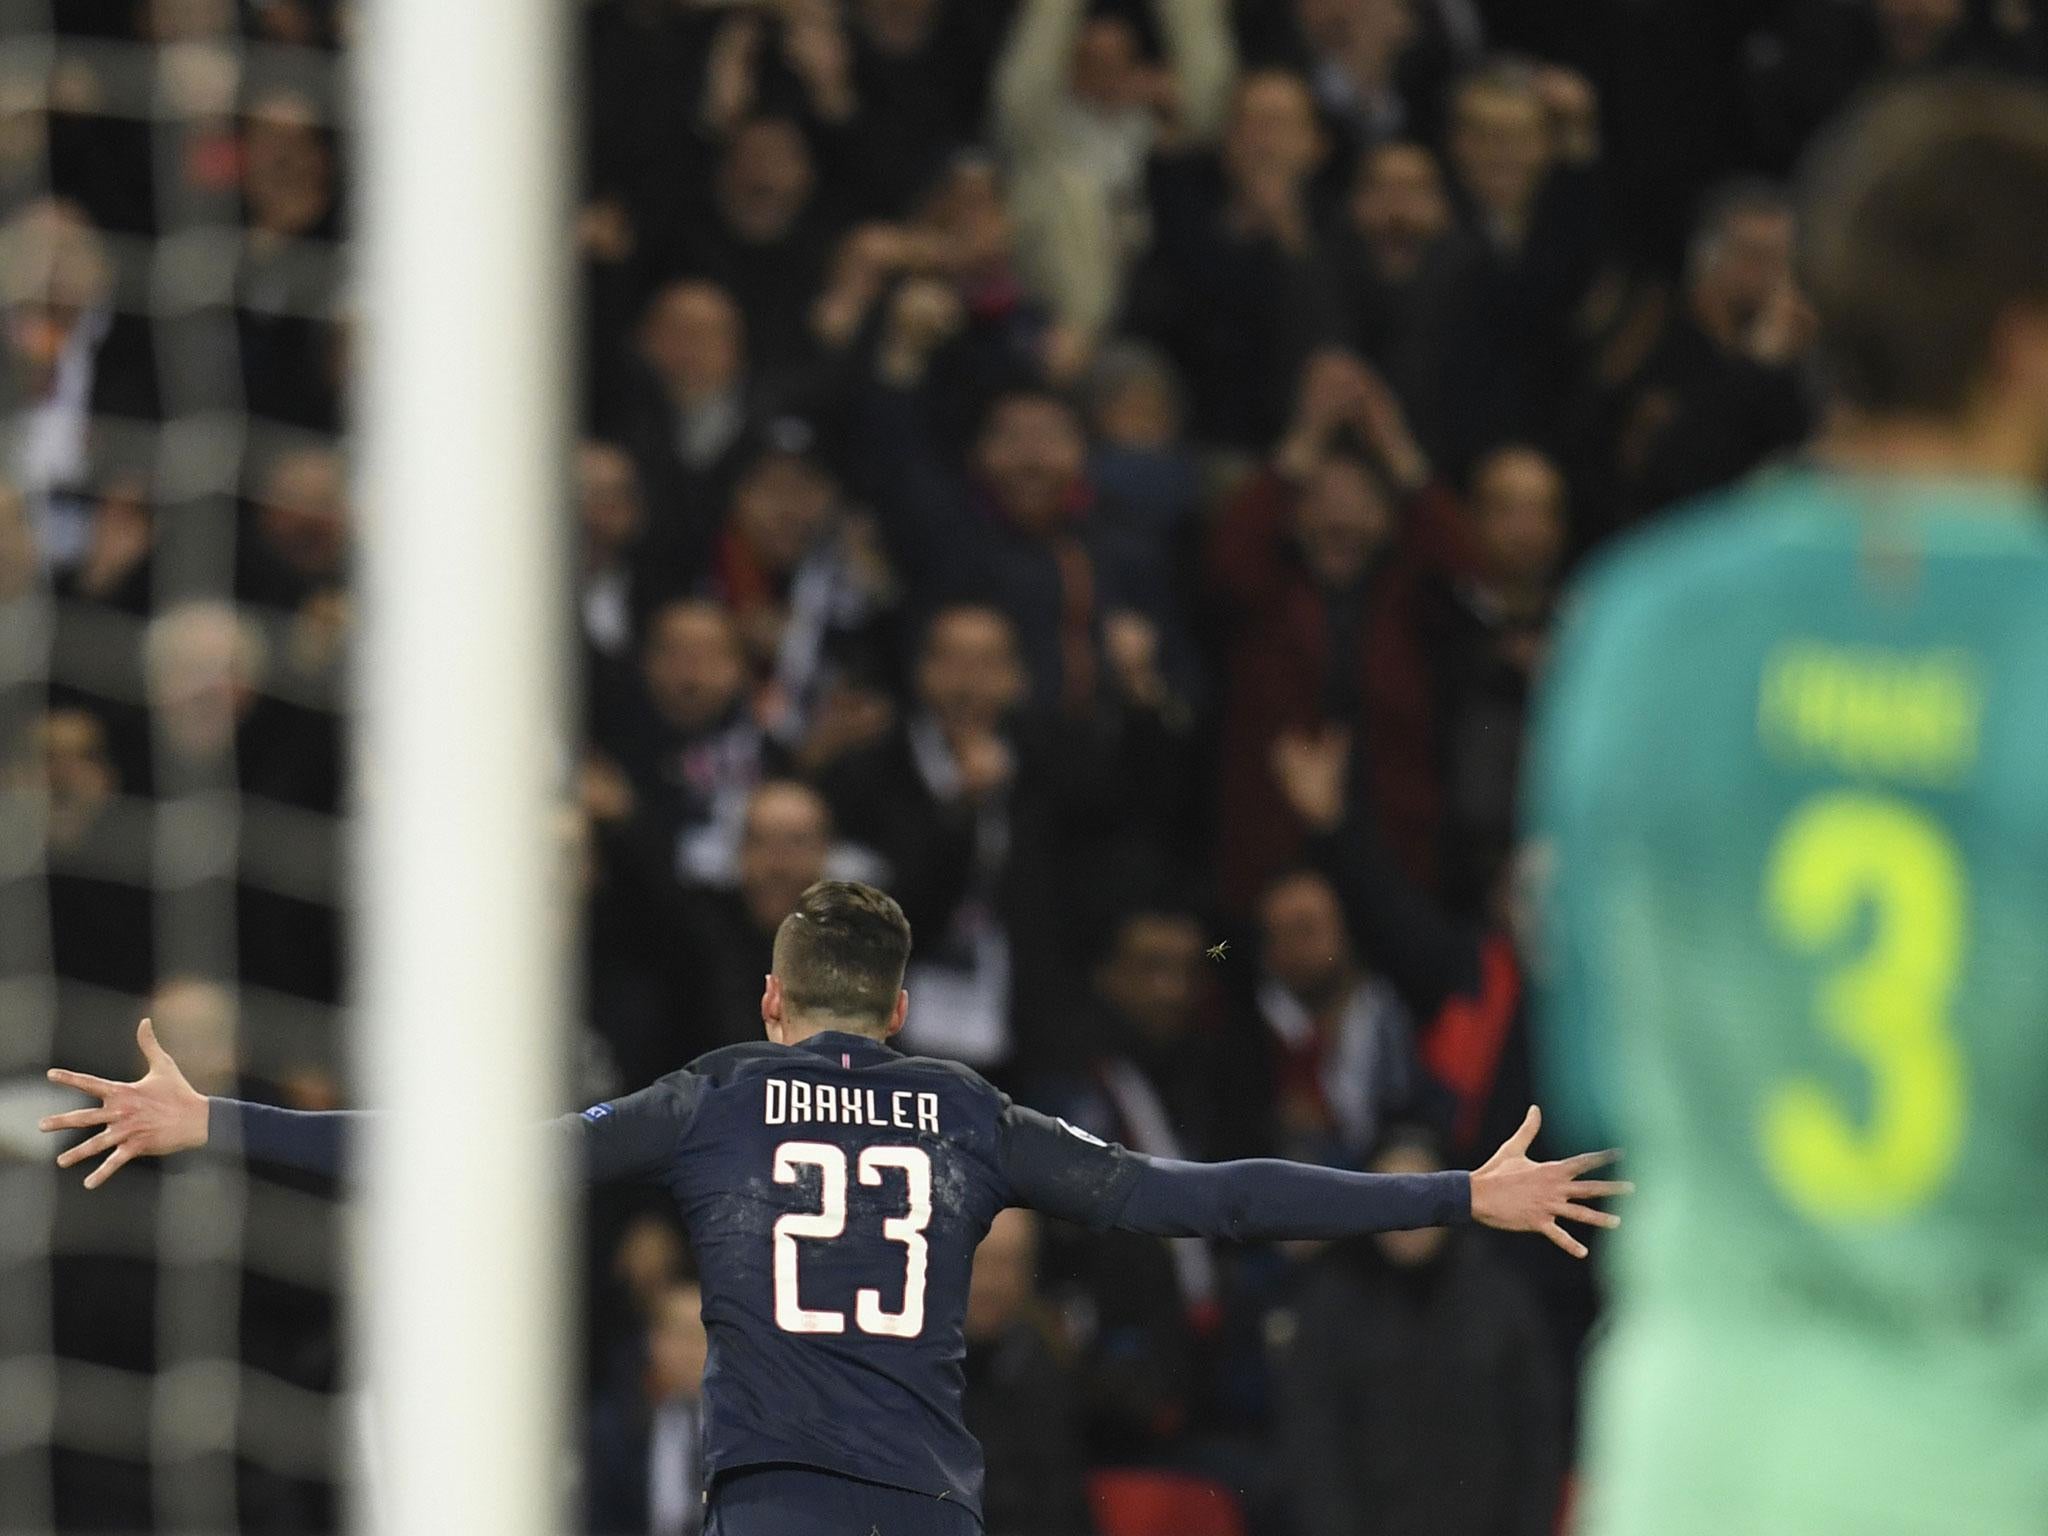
[{"left": 38, "top": 1018, "right": 210, "bottom": 1189}]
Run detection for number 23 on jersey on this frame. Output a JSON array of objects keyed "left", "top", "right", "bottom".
[{"left": 772, "top": 1141, "right": 933, "bottom": 1338}]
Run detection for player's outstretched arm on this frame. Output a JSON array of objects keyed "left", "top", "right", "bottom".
[
  {"left": 40, "top": 1019, "right": 214, "bottom": 1188},
  {"left": 1005, "top": 1102, "right": 1628, "bottom": 1260},
  {"left": 42, "top": 1019, "right": 700, "bottom": 1189}
]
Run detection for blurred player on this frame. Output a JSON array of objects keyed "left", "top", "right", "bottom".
[
  {"left": 43, "top": 881, "right": 1624, "bottom": 1536},
  {"left": 1528, "top": 76, "right": 2048, "bottom": 1536}
]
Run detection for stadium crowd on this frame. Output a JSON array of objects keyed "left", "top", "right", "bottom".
[{"left": 5, "top": 0, "right": 2046, "bottom": 1531}]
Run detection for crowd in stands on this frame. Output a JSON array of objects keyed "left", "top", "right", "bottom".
[{"left": 7, "top": 0, "right": 2047, "bottom": 1531}]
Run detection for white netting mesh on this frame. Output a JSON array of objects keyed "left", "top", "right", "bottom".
[{"left": 1, "top": 4, "right": 349, "bottom": 1528}]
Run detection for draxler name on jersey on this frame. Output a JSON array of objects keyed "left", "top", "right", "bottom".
[{"left": 763, "top": 1076, "right": 941, "bottom": 1133}]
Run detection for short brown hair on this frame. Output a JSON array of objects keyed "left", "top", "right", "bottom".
[
  {"left": 1800, "top": 74, "right": 2048, "bottom": 415},
  {"left": 772, "top": 881, "right": 913, "bottom": 1027}
]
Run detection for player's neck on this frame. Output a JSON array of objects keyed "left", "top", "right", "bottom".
[
  {"left": 1816, "top": 407, "right": 2047, "bottom": 495},
  {"left": 778, "top": 1016, "right": 890, "bottom": 1048}
]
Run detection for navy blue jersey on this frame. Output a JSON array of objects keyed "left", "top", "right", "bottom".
[{"left": 213, "top": 1029, "right": 1472, "bottom": 1518}]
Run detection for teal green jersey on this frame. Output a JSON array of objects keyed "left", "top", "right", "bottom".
[{"left": 1526, "top": 467, "right": 2048, "bottom": 1536}]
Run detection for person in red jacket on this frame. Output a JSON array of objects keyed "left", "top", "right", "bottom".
[{"left": 1209, "top": 348, "right": 1471, "bottom": 916}]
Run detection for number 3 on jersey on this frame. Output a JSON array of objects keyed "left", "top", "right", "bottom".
[
  {"left": 1761, "top": 792, "right": 1969, "bottom": 1223},
  {"left": 772, "top": 1141, "right": 932, "bottom": 1338}
]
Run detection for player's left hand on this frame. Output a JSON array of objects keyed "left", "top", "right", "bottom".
[
  {"left": 1468, "top": 1105, "right": 1630, "bottom": 1258},
  {"left": 38, "top": 1018, "right": 211, "bottom": 1189}
]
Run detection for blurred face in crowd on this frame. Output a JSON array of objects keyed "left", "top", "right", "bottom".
[
  {"left": 965, "top": 1208, "right": 1038, "bottom": 1342},
  {"left": 1876, "top": 0, "right": 1963, "bottom": 65},
  {"left": 974, "top": 393, "right": 1086, "bottom": 533},
  {"left": 1450, "top": 79, "right": 1552, "bottom": 223},
  {"left": 1295, "top": 0, "right": 1415, "bottom": 62},
  {"left": 1225, "top": 71, "right": 1323, "bottom": 190},
  {"left": 1097, "top": 912, "right": 1206, "bottom": 1048},
  {"left": 149, "top": 977, "right": 239, "bottom": 1095},
  {"left": 643, "top": 601, "right": 746, "bottom": 733},
  {"left": 719, "top": 118, "right": 816, "bottom": 245},
  {"left": 645, "top": 1283, "right": 709, "bottom": 1405},
  {"left": 1372, "top": 1140, "right": 1450, "bottom": 1265},
  {"left": 613, "top": 1213, "right": 688, "bottom": 1314},
  {"left": 243, "top": 91, "right": 331, "bottom": 238},
  {"left": 641, "top": 282, "right": 745, "bottom": 402},
  {"left": 1293, "top": 455, "right": 1393, "bottom": 588},
  {"left": 733, "top": 453, "right": 836, "bottom": 574},
  {"left": 146, "top": 601, "right": 265, "bottom": 765},
  {"left": 36, "top": 709, "right": 115, "bottom": 850},
  {"left": 1351, "top": 142, "right": 1451, "bottom": 280},
  {"left": 1092, "top": 362, "right": 1182, "bottom": 450},
  {"left": 578, "top": 442, "right": 643, "bottom": 564},
  {"left": 916, "top": 606, "right": 1026, "bottom": 732},
  {"left": 738, "top": 781, "right": 832, "bottom": 933},
  {"left": 0, "top": 79, "right": 49, "bottom": 189},
  {"left": 145, "top": 0, "right": 234, "bottom": 41},
  {"left": 1259, "top": 871, "right": 1356, "bottom": 1012},
  {"left": 258, "top": 447, "right": 349, "bottom": 583},
  {"left": 1070, "top": 17, "right": 1143, "bottom": 112},
  {"left": 1469, "top": 446, "right": 1565, "bottom": 596},
  {"left": 855, "top": 0, "right": 940, "bottom": 54},
  {"left": 1692, "top": 201, "right": 1794, "bottom": 343},
  {"left": 921, "top": 157, "right": 1013, "bottom": 277},
  {"left": 0, "top": 481, "right": 34, "bottom": 599},
  {"left": 0, "top": 199, "right": 111, "bottom": 378}
]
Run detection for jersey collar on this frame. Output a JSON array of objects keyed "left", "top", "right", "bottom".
[{"left": 792, "top": 1030, "right": 899, "bottom": 1063}]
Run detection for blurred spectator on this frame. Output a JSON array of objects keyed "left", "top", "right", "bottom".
[
  {"left": 963, "top": 1208, "right": 1095, "bottom": 1536},
  {"left": 238, "top": 89, "right": 343, "bottom": 431},
  {"left": 825, "top": 603, "right": 1129, "bottom": 1070},
  {"left": 1251, "top": 867, "right": 1417, "bottom": 1167},
  {"left": 587, "top": 1280, "right": 710, "bottom": 1536},
  {"left": 1138, "top": 69, "right": 1347, "bottom": 447},
  {"left": 1277, "top": 1128, "right": 1564, "bottom": 1536},
  {"left": 1327, "top": 141, "right": 1490, "bottom": 470},
  {"left": 651, "top": 115, "right": 837, "bottom": 385},
  {"left": 1427, "top": 444, "right": 1563, "bottom": 913},
  {"left": 1604, "top": 178, "right": 1813, "bottom": 531},
  {"left": 0, "top": 199, "right": 156, "bottom": 572},
  {"left": 708, "top": 417, "right": 898, "bottom": 753},
  {"left": 148, "top": 975, "right": 240, "bottom": 1095},
  {"left": 1249, "top": 0, "right": 1485, "bottom": 177},
  {"left": 1439, "top": 60, "right": 1606, "bottom": 460},
  {"left": 993, "top": 0, "right": 1237, "bottom": 343},
  {"left": 1211, "top": 352, "right": 1464, "bottom": 912},
  {"left": 1085, "top": 340, "right": 1204, "bottom": 578},
  {"left": 859, "top": 367, "right": 1182, "bottom": 718},
  {"left": 842, "top": 0, "right": 1014, "bottom": 214},
  {"left": 18, "top": 706, "right": 153, "bottom": 996},
  {"left": 578, "top": 439, "right": 653, "bottom": 678},
  {"left": 1745, "top": 0, "right": 2043, "bottom": 173},
  {"left": 242, "top": 445, "right": 349, "bottom": 613},
  {"left": 144, "top": 599, "right": 267, "bottom": 782},
  {"left": 615, "top": 279, "right": 757, "bottom": 534},
  {"left": 598, "top": 597, "right": 780, "bottom": 891},
  {"left": 680, "top": 778, "right": 834, "bottom": 1051}
]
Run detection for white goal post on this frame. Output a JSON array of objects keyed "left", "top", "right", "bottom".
[{"left": 353, "top": 0, "right": 571, "bottom": 1529}]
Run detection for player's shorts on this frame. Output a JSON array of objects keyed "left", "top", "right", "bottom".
[{"left": 705, "top": 1464, "right": 982, "bottom": 1536}]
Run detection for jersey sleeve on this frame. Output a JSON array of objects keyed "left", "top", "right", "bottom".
[
  {"left": 996, "top": 1103, "right": 1146, "bottom": 1227},
  {"left": 997, "top": 1103, "right": 1471, "bottom": 1238},
  {"left": 562, "top": 1073, "right": 705, "bottom": 1182},
  {"left": 207, "top": 1071, "right": 705, "bottom": 1184}
]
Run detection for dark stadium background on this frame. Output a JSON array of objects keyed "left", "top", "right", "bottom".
[{"left": 5, "top": 0, "right": 2040, "bottom": 1530}]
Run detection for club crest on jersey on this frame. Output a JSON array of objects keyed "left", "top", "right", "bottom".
[{"left": 581, "top": 1102, "right": 615, "bottom": 1123}]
